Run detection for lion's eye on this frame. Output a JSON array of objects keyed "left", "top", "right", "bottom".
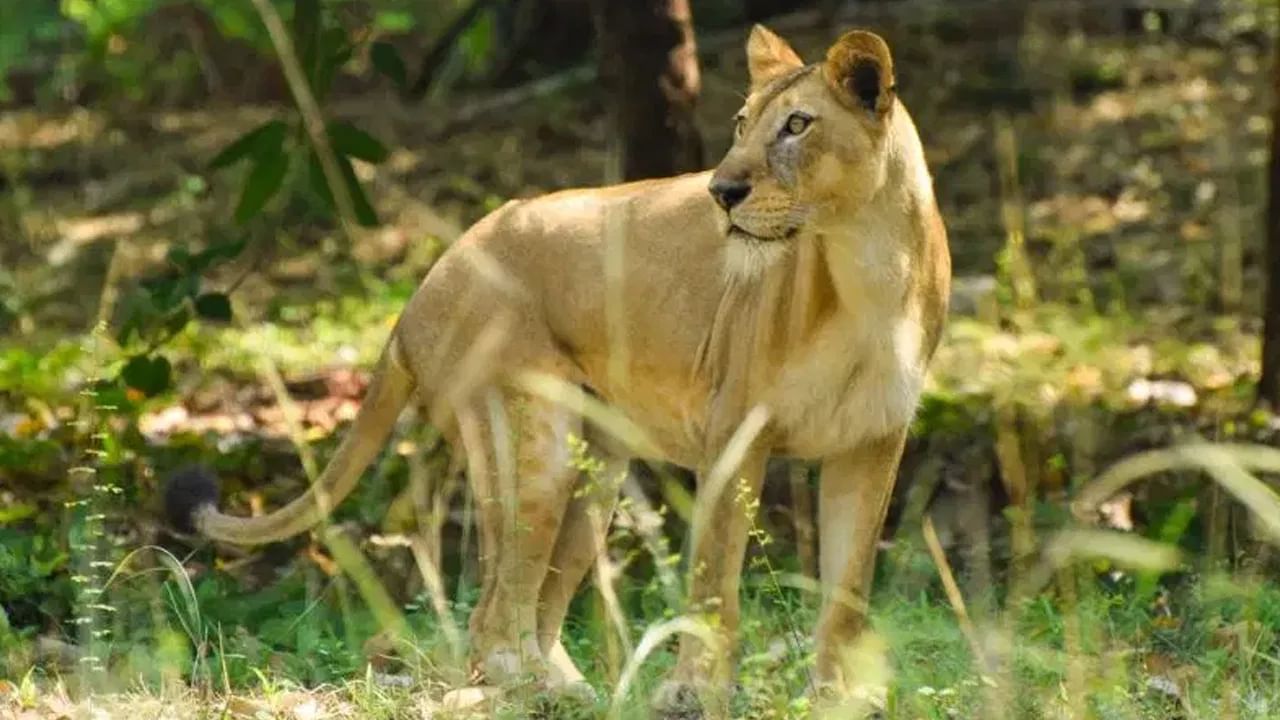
[
  {"left": 733, "top": 115, "right": 746, "bottom": 138},
  {"left": 783, "top": 113, "right": 812, "bottom": 136}
]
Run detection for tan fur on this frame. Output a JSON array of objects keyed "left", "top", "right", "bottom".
[
  {"left": 184, "top": 25, "right": 950, "bottom": 712},
  {"left": 746, "top": 24, "right": 804, "bottom": 91}
]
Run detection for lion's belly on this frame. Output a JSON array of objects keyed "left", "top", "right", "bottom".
[
  {"left": 571, "top": 312, "right": 926, "bottom": 465},
  {"left": 574, "top": 357, "right": 710, "bottom": 468},
  {"left": 768, "top": 315, "right": 925, "bottom": 459},
  {"left": 611, "top": 394, "right": 706, "bottom": 468}
]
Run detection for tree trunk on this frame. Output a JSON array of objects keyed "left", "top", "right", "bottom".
[
  {"left": 590, "top": 0, "right": 704, "bottom": 182},
  {"left": 490, "top": 0, "right": 595, "bottom": 88},
  {"left": 1260, "top": 49, "right": 1280, "bottom": 408}
]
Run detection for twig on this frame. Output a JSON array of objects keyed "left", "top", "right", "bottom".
[
  {"left": 255, "top": 355, "right": 319, "bottom": 482},
  {"left": 922, "top": 514, "right": 988, "bottom": 671},
  {"left": 426, "top": 66, "right": 596, "bottom": 138},
  {"left": 221, "top": 236, "right": 264, "bottom": 297},
  {"left": 620, "top": 475, "right": 683, "bottom": 608},
  {"left": 788, "top": 462, "right": 817, "bottom": 578},
  {"left": 993, "top": 403, "right": 1036, "bottom": 579},
  {"left": 407, "top": 534, "right": 465, "bottom": 664},
  {"left": 95, "top": 239, "right": 127, "bottom": 333},
  {"left": 335, "top": 7, "right": 833, "bottom": 139},
  {"left": 247, "top": 0, "right": 362, "bottom": 245},
  {"left": 590, "top": 499, "right": 634, "bottom": 663}
]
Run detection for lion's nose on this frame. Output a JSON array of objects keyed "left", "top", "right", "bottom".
[{"left": 709, "top": 178, "right": 752, "bottom": 211}]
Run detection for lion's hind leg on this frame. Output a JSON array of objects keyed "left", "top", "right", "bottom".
[
  {"left": 536, "top": 434, "right": 628, "bottom": 694},
  {"left": 456, "top": 388, "right": 582, "bottom": 689}
]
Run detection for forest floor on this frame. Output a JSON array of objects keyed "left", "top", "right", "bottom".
[{"left": 2, "top": 5, "right": 1280, "bottom": 719}]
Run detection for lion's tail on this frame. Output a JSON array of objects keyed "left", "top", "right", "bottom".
[{"left": 166, "top": 335, "right": 416, "bottom": 546}]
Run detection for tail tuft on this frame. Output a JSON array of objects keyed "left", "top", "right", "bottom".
[{"left": 164, "top": 465, "right": 220, "bottom": 535}]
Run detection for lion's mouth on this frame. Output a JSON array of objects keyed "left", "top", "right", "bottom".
[{"left": 728, "top": 224, "right": 799, "bottom": 242}]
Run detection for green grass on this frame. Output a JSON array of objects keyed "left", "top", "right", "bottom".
[
  {"left": 2, "top": 291, "right": 1279, "bottom": 717},
  {"left": 1, "top": 292, "right": 1263, "bottom": 429},
  {"left": 6, "top": 494, "right": 1280, "bottom": 719},
  {"left": 2, "top": 276, "right": 1278, "bottom": 718}
]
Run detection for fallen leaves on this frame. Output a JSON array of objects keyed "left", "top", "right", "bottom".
[
  {"left": 137, "top": 368, "right": 370, "bottom": 443},
  {"left": 1028, "top": 189, "right": 1151, "bottom": 238}
]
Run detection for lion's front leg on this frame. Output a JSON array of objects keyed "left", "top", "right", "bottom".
[
  {"left": 654, "top": 449, "right": 768, "bottom": 718},
  {"left": 813, "top": 429, "right": 907, "bottom": 705}
]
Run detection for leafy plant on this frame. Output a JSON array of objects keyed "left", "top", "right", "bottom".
[
  {"left": 103, "top": 1, "right": 402, "bottom": 399},
  {"left": 207, "top": 0, "right": 390, "bottom": 228},
  {"left": 0, "top": 2, "right": 63, "bottom": 101},
  {"left": 0, "top": 528, "right": 74, "bottom": 637},
  {"left": 370, "top": 40, "right": 408, "bottom": 91},
  {"left": 110, "top": 238, "right": 245, "bottom": 399}
]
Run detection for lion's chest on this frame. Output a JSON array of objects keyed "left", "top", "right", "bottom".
[{"left": 768, "top": 312, "right": 925, "bottom": 459}]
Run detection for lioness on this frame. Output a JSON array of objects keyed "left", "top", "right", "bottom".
[{"left": 167, "top": 25, "right": 950, "bottom": 714}]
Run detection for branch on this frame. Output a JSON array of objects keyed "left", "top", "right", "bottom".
[{"left": 407, "top": 0, "right": 500, "bottom": 100}]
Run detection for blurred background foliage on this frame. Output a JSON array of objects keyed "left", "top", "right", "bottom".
[{"left": 1, "top": 0, "right": 1280, "bottom": 717}]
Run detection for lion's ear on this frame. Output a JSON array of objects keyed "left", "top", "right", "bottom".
[
  {"left": 747, "top": 24, "right": 803, "bottom": 90},
  {"left": 823, "top": 30, "right": 895, "bottom": 117}
]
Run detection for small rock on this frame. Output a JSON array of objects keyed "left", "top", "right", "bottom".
[
  {"left": 1126, "top": 378, "right": 1197, "bottom": 408},
  {"left": 441, "top": 685, "right": 501, "bottom": 712},
  {"left": 371, "top": 672, "right": 415, "bottom": 689},
  {"left": 948, "top": 275, "right": 998, "bottom": 320},
  {"left": 1146, "top": 674, "right": 1180, "bottom": 699}
]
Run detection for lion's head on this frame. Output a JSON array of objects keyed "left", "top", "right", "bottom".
[{"left": 709, "top": 26, "right": 898, "bottom": 255}]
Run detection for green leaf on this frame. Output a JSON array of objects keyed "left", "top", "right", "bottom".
[
  {"left": 142, "top": 273, "right": 200, "bottom": 312},
  {"left": 340, "top": 157, "right": 379, "bottom": 227},
  {"left": 140, "top": 276, "right": 177, "bottom": 307},
  {"left": 314, "top": 27, "right": 351, "bottom": 101},
  {"left": 235, "top": 151, "right": 289, "bottom": 224},
  {"left": 194, "top": 293, "right": 232, "bottom": 322},
  {"left": 121, "top": 355, "right": 172, "bottom": 398},
  {"left": 308, "top": 151, "right": 334, "bottom": 210},
  {"left": 116, "top": 289, "right": 156, "bottom": 345},
  {"left": 208, "top": 120, "right": 287, "bottom": 170},
  {"left": 91, "top": 379, "right": 136, "bottom": 412},
  {"left": 373, "top": 11, "right": 414, "bottom": 33},
  {"left": 327, "top": 121, "right": 389, "bottom": 164},
  {"left": 0, "top": 502, "right": 38, "bottom": 525},
  {"left": 166, "top": 245, "right": 194, "bottom": 270},
  {"left": 189, "top": 237, "right": 248, "bottom": 271},
  {"left": 293, "top": 0, "right": 321, "bottom": 89},
  {"left": 370, "top": 41, "right": 407, "bottom": 90},
  {"left": 308, "top": 152, "right": 379, "bottom": 227},
  {"left": 459, "top": 10, "right": 495, "bottom": 75},
  {"left": 164, "top": 306, "right": 193, "bottom": 336}
]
